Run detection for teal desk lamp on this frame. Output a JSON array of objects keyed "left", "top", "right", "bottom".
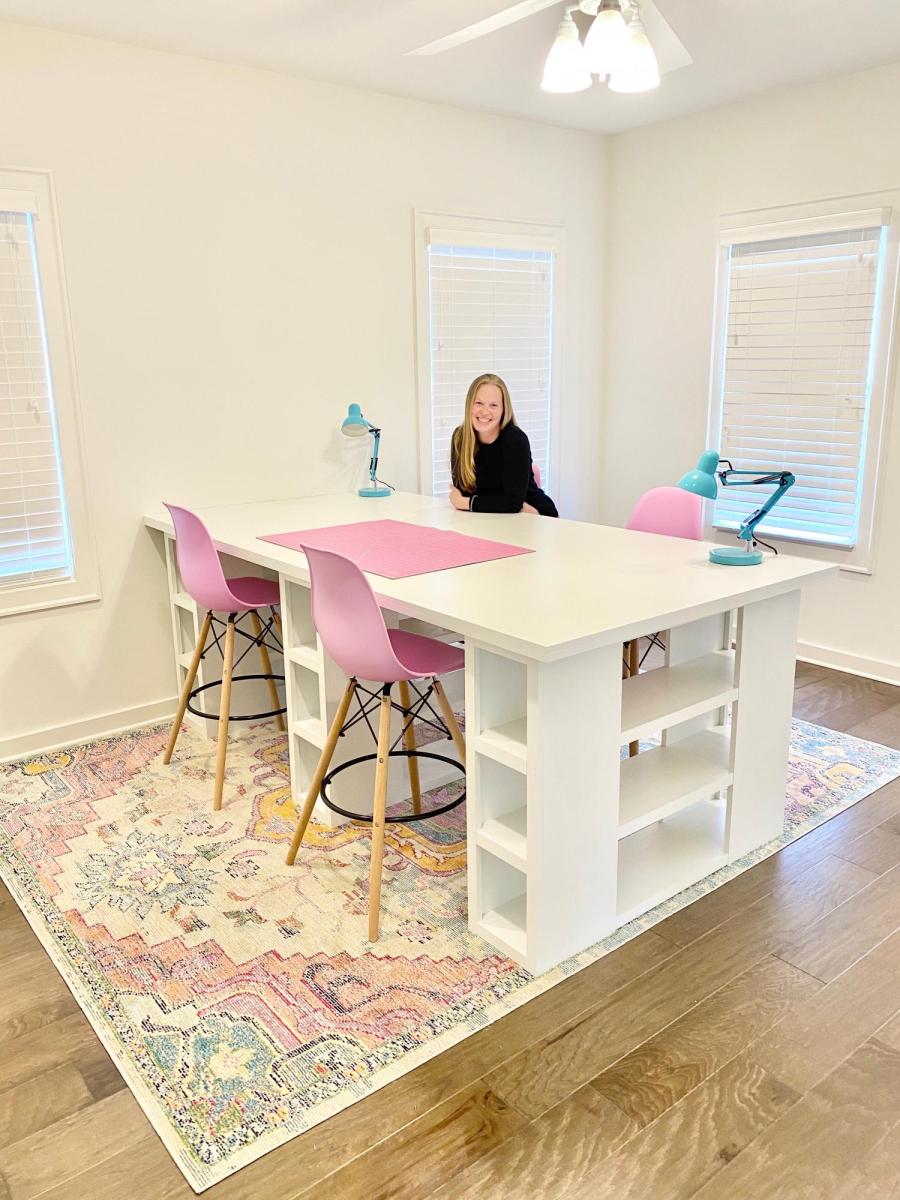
[
  {"left": 341, "top": 404, "right": 392, "bottom": 498},
  {"left": 678, "top": 450, "right": 796, "bottom": 566}
]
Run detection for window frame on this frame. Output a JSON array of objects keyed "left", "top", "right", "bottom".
[
  {"left": 413, "top": 210, "right": 564, "bottom": 501},
  {"left": 707, "top": 192, "right": 900, "bottom": 575},
  {"left": 0, "top": 168, "right": 99, "bottom": 617}
]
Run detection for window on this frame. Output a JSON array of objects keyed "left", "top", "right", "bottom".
[
  {"left": 709, "top": 199, "right": 900, "bottom": 565},
  {"left": 415, "top": 213, "right": 562, "bottom": 499},
  {"left": 0, "top": 170, "right": 98, "bottom": 615}
]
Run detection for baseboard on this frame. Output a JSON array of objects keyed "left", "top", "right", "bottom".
[
  {"left": 796, "top": 642, "right": 900, "bottom": 688},
  {"left": 0, "top": 697, "right": 178, "bottom": 764}
]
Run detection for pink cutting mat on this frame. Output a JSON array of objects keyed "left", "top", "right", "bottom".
[{"left": 259, "top": 519, "right": 533, "bottom": 579}]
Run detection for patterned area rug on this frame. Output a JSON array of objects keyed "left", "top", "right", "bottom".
[{"left": 1, "top": 719, "right": 898, "bottom": 1191}]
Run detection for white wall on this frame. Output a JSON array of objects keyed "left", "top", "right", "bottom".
[
  {"left": 0, "top": 22, "right": 607, "bottom": 756},
  {"left": 604, "top": 60, "right": 900, "bottom": 682}
]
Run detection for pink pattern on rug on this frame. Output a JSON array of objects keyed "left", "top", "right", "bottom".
[{"left": 259, "top": 519, "right": 533, "bottom": 578}]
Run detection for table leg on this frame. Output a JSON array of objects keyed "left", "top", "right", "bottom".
[{"left": 727, "top": 589, "right": 801, "bottom": 858}]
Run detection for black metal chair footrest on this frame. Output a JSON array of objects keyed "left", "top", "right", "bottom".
[
  {"left": 185, "top": 674, "right": 287, "bottom": 722},
  {"left": 320, "top": 749, "right": 465, "bottom": 824}
]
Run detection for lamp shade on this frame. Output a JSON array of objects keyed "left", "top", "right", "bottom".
[
  {"left": 541, "top": 13, "right": 591, "bottom": 93},
  {"left": 341, "top": 403, "right": 371, "bottom": 437},
  {"left": 608, "top": 14, "right": 661, "bottom": 92},
  {"left": 583, "top": 0, "right": 630, "bottom": 78},
  {"left": 677, "top": 450, "right": 720, "bottom": 499}
]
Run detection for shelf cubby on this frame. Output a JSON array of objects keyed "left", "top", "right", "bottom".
[
  {"left": 618, "top": 727, "right": 732, "bottom": 839},
  {"left": 474, "top": 756, "right": 527, "bottom": 871},
  {"left": 617, "top": 796, "right": 728, "bottom": 924},
  {"left": 287, "top": 642, "right": 320, "bottom": 671},
  {"left": 620, "top": 650, "right": 736, "bottom": 745},
  {"left": 476, "top": 850, "right": 527, "bottom": 960},
  {"left": 474, "top": 719, "right": 527, "bottom": 772},
  {"left": 288, "top": 658, "right": 322, "bottom": 740},
  {"left": 472, "top": 648, "right": 527, "bottom": 773}
]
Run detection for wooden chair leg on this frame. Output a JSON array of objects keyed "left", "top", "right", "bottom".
[
  {"left": 286, "top": 680, "right": 356, "bottom": 864},
  {"left": 397, "top": 680, "right": 421, "bottom": 816},
  {"left": 251, "top": 610, "right": 286, "bottom": 733},
  {"left": 432, "top": 678, "right": 466, "bottom": 766},
  {"left": 213, "top": 616, "right": 236, "bottom": 812},
  {"left": 163, "top": 612, "right": 212, "bottom": 765},
  {"left": 628, "top": 638, "right": 640, "bottom": 757},
  {"left": 368, "top": 687, "right": 393, "bottom": 942}
]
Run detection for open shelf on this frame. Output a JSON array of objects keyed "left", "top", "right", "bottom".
[
  {"left": 617, "top": 797, "right": 727, "bottom": 923},
  {"left": 287, "top": 643, "right": 319, "bottom": 671},
  {"left": 477, "top": 807, "right": 527, "bottom": 872},
  {"left": 621, "top": 651, "right": 736, "bottom": 744},
  {"left": 480, "top": 894, "right": 527, "bottom": 959},
  {"left": 173, "top": 591, "right": 195, "bottom": 612},
  {"left": 475, "top": 719, "right": 527, "bottom": 772},
  {"left": 619, "top": 727, "right": 731, "bottom": 839},
  {"left": 292, "top": 717, "right": 324, "bottom": 748}
]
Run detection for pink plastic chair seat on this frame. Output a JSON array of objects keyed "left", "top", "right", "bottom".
[
  {"left": 626, "top": 486, "right": 703, "bottom": 541},
  {"left": 165, "top": 504, "right": 280, "bottom": 613},
  {"left": 388, "top": 630, "right": 464, "bottom": 678},
  {"left": 226, "top": 576, "right": 281, "bottom": 609}
]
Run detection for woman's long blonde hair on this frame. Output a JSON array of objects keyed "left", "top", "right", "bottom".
[{"left": 451, "top": 374, "right": 517, "bottom": 492}]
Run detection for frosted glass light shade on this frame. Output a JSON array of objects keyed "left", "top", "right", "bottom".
[
  {"left": 608, "top": 16, "right": 661, "bottom": 92},
  {"left": 583, "top": 2, "right": 630, "bottom": 78},
  {"left": 541, "top": 13, "right": 591, "bottom": 93}
]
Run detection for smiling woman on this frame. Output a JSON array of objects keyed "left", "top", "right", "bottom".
[{"left": 449, "top": 373, "right": 558, "bottom": 517}]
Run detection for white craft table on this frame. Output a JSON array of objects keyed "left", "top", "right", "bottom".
[{"left": 144, "top": 492, "right": 835, "bottom": 974}]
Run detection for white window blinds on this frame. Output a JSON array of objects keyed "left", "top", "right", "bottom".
[
  {"left": 426, "top": 240, "right": 555, "bottom": 497},
  {"left": 713, "top": 221, "right": 887, "bottom": 548},
  {"left": 0, "top": 208, "right": 73, "bottom": 586}
]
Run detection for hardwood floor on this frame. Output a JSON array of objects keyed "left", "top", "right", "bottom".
[{"left": 2, "top": 662, "right": 900, "bottom": 1199}]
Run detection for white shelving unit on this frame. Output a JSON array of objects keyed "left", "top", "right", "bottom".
[
  {"left": 615, "top": 614, "right": 734, "bottom": 926},
  {"left": 466, "top": 612, "right": 744, "bottom": 972}
]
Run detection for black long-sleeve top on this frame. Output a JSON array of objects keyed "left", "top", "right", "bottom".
[{"left": 451, "top": 424, "right": 559, "bottom": 517}]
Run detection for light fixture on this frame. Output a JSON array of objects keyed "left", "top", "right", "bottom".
[
  {"left": 608, "top": 8, "right": 660, "bottom": 92},
  {"left": 541, "top": 11, "right": 591, "bottom": 93},
  {"left": 583, "top": 0, "right": 630, "bottom": 78},
  {"left": 540, "top": 0, "right": 661, "bottom": 96},
  {"left": 677, "top": 451, "right": 796, "bottom": 566},
  {"left": 341, "top": 404, "right": 392, "bottom": 498}
]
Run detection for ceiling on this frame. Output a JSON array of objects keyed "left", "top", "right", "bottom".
[{"left": 4, "top": 0, "right": 900, "bottom": 133}]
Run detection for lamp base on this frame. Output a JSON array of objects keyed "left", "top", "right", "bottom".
[
  {"left": 709, "top": 545, "right": 763, "bottom": 566},
  {"left": 358, "top": 485, "right": 391, "bottom": 498}
]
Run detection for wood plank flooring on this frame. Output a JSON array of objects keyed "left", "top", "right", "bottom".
[{"left": 2, "top": 661, "right": 900, "bottom": 1199}]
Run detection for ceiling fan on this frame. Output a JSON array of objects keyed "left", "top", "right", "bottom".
[{"left": 406, "top": 0, "right": 689, "bottom": 96}]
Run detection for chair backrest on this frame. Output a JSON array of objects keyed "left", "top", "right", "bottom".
[
  {"left": 626, "top": 486, "right": 703, "bottom": 541},
  {"left": 302, "top": 545, "right": 407, "bottom": 682},
  {"left": 164, "top": 504, "right": 241, "bottom": 613},
  {"left": 532, "top": 463, "right": 542, "bottom": 489}
]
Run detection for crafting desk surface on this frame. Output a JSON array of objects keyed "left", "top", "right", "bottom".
[{"left": 144, "top": 491, "right": 836, "bottom": 662}]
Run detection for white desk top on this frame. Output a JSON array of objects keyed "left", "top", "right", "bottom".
[{"left": 144, "top": 492, "right": 836, "bottom": 662}]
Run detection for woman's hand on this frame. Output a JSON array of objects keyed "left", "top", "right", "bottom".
[
  {"left": 522, "top": 502, "right": 539, "bottom": 515},
  {"left": 449, "top": 486, "right": 470, "bottom": 512}
]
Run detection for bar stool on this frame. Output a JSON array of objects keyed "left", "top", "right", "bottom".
[
  {"left": 285, "top": 545, "right": 466, "bottom": 941},
  {"left": 624, "top": 486, "right": 703, "bottom": 755},
  {"left": 162, "top": 504, "right": 287, "bottom": 809}
]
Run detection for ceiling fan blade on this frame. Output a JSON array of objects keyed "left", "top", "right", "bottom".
[{"left": 406, "top": 0, "right": 563, "bottom": 56}]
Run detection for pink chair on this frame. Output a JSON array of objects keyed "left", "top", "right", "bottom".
[
  {"left": 624, "top": 487, "right": 704, "bottom": 755},
  {"left": 286, "top": 545, "right": 466, "bottom": 941},
  {"left": 626, "top": 486, "right": 703, "bottom": 541},
  {"left": 162, "top": 504, "right": 286, "bottom": 809},
  {"left": 532, "top": 463, "right": 542, "bottom": 489}
]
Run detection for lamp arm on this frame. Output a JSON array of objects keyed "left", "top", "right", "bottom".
[
  {"left": 717, "top": 470, "right": 796, "bottom": 543},
  {"left": 368, "top": 427, "right": 381, "bottom": 484}
]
